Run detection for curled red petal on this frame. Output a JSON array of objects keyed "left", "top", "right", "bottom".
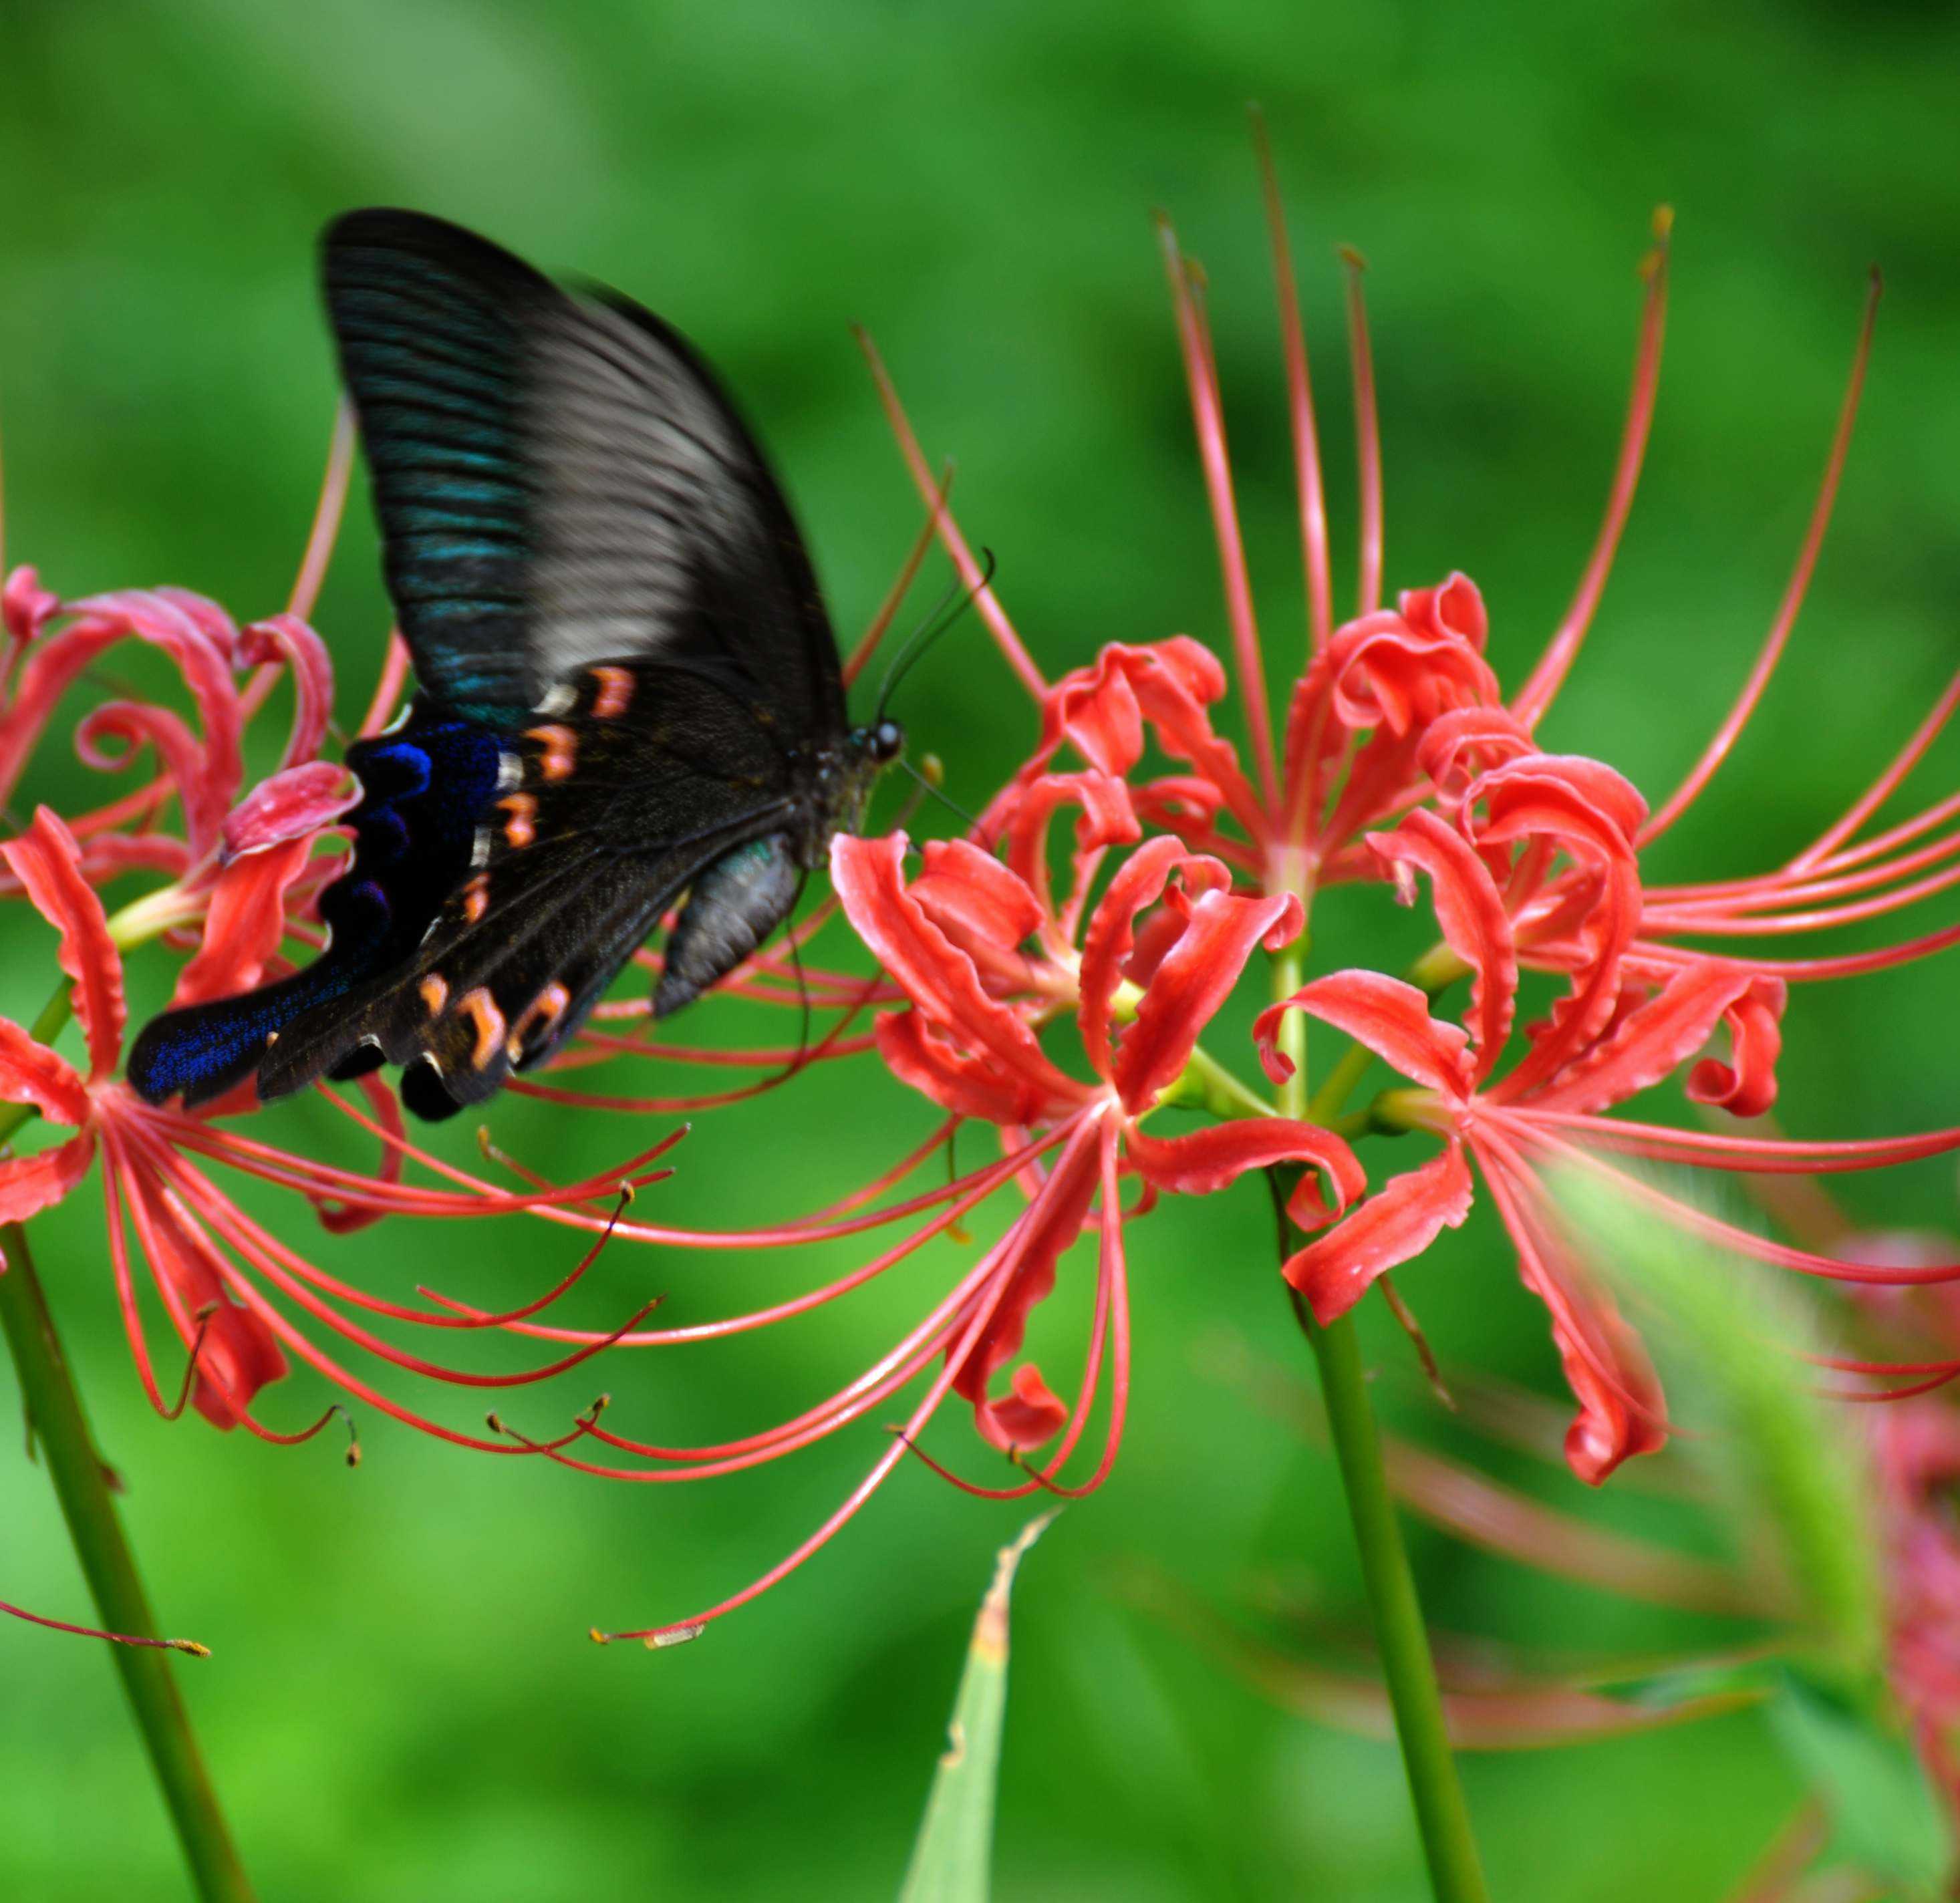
[
  {"left": 1367, "top": 809, "right": 1517, "bottom": 1082},
  {"left": 1001, "top": 769, "right": 1140, "bottom": 930},
  {"left": 72, "top": 701, "right": 231, "bottom": 857},
  {"left": 172, "top": 837, "right": 315, "bottom": 1008},
  {"left": 1078, "top": 835, "right": 1187, "bottom": 1082},
  {"left": 833, "top": 831, "right": 1081, "bottom": 1113},
  {"left": 1128, "top": 1117, "right": 1365, "bottom": 1214},
  {"left": 222, "top": 762, "right": 358, "bottom": 857},
  {"left": 952, "top": 1115, "right": 1103, "bottom": 1451},
  {"left": 0, "top": 1018, "right": 92, "bottom": 1127},
  {"left": 0, "top": 809, "right": 126, "bottom": 1078},
  {"left": 1257, "top": 971, "right": 1470, "bottom": 1097},
  {"left": 1415, "top": 706, "right": 1536, "bottom": 804},
  {"left": 914, "top": 838, "right": 1044, "bottom": 954},
  {"left": 1326, "top": 607, "right": 1500, "bottom": 738},
  {"left": 1115, "top": 886, "right": 1300, "bottom": 1112},
  {"left": 3, "top": 565, "right": 61, "bottom": 645},
  {"left": 239, "top": 613, "right": 335, "bottom": 769},
  {"left": 1474, "top": 760, "right": 1645, "bottom": 1096},
  {"left": 123, "top": 1167, "right": 287, "bottom": 1427},
  {"left": 45, "top": 590, "right": 245, "bottom": 849},
  {"left": 1480, "top": 1147, "right": 1667, "bottom": 1483},
  {"left": 875, "top": 1012, "right": 1057, "bottom": 1125},
  {"left": 1685, "top": 976, "right": 1787, "bottom": 1119},
  {"left": 1398, "top": 571, "right": 1490, "bottom": 651},
  {"left": 0, "top": 1134, "right": 98, "bottom": 1223},
  {"left": 973, "top": 1362, "right": 1069, "bottom": 1453},
  {"left": 1282, "top": 1143, "right": 1476, "bottom": 1323},
  {"left": 1535, "top": 964, "right": 1783, "bottom": 1117}
]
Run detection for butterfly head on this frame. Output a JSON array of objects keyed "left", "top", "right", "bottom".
[{"left": 859, "top": 718, "right": 905, "bottom": 767}]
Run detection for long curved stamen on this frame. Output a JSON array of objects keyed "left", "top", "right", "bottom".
[
  {"left": 854, "top": 327, "right": 1046, "bottom": 700},
  {"left": 426, "top": 1127, "right": 1071, "bottom": 1349},
  {"left": 1520, "top": 1126, "right": 1960, "bottom": 1287},
  {"left": 1341, "top": 246, "right": 1383, "bottom": 619},
  {"left": 285, "top": 400, "right": 355, "bottom": 621},
  {"left": 1155, "top": 214, "right": 1279, "bottom": 809},
  {"left": 1783, "top": 668, "right": 1960, "bottom": 875},
  {"left": 591, "top": 1120, "right": 1102, "bottom": 1642},
  {"left": 0, "top": 1598, "right": 208, "bottom": 1656},
  {"left": 843, "top": 462, "right": 954, "bottom": 685},
  {"left": 1641, "top": 269, "right": 1882, "bottom": 845},
  {"left": 1512, "top": 210, "right": 1672, "bottom": 730},
  {"left": 1251, "top": 107, "right": 1333, "bottom": 656}
]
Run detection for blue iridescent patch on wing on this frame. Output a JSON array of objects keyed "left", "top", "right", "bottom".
[{"left": 126, "top": 704, "right": 507, "bottom": 1107}]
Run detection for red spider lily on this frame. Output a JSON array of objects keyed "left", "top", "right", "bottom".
[
  {"left": 837, "top": 146, "right": 1960, "bottom": 1487},
  {"left": 830, "top": 782, "right": 1363, "bottom": 1451},
  {"left": 1256, "top": 752, "right": 1960, "bottom": 1481},
  {"left": 463, "top": 775, "right": 1360, "bottom": 1647},
  {"left": 0, "top": 807, "right": 678, "bottom": 1448}
]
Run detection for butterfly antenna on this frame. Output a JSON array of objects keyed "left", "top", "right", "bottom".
[
  {"left": 874, "top": 547, "right": 999, "bottom": 725},
  {"left": 899, "top": 755, "right": 980, "bottom": 835}
]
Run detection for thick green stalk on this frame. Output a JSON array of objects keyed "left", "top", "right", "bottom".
[
  {"left": 1270, "top": 946, "right": 1487, "bottom": 1903},
  {"left": 0, "top": 990, "right": 255, "bottom": 1902}
]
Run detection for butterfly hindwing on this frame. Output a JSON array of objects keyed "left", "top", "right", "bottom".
[{"left": 250, "top": 662, "right": 805, "bottom": 1116}]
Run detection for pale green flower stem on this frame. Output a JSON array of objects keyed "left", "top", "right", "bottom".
[
  {"left": 1268, "top": 942, "right": 1489, "bottom": 1903},
  {"left": 0, "top": 976, "right": 257, "bottom": 1903}
]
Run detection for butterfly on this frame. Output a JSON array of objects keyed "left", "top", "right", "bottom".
[{"left": 128, "top": 208, "right": 902, "bottom": 1122}]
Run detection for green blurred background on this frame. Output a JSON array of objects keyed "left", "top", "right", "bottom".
[{"left": 2, "top": 3, "right": 1958, "bottom": 1898}]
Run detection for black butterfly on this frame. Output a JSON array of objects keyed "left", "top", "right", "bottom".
[{"left": 128, "top": 209, "right": 901, "bottom": 1122}]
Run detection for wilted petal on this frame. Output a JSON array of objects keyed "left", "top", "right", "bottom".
[
  {"left": 1256, "top": 971, "right": 1471, "bottom": 1097},
  {"left": 0, "top": 809, "right": 126, "bottom": 1078},
  {"left": 1282, "top": 1144, "right": 1476, "bottom": 1324},
  {"left": 223, "top": 761, "right": 358, "bottom": 857}
]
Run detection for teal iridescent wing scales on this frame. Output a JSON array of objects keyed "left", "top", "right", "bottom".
[{"left": 323, "top": 210, "right": 849, "bottom": 736}]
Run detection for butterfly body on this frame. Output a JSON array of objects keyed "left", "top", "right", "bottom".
[{"left": 128, "top": 210, "right": 898, "bottom": 1119}]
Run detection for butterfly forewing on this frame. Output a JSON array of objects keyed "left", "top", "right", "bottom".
[{"left": 128, "top": 210, "right": 879, "bottom": 1119}]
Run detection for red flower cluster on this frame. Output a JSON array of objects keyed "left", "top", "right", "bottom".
[{"left": 7, "top": 165, "right": 1960, "bottom": 1664}]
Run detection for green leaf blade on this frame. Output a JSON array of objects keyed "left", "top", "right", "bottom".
[{"left": 897, "top": 1513, "right": 1055, "bottom": 1903}]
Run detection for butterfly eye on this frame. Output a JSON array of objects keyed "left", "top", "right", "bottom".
[{"left": 870, "top": 719, "right": 905, "bottom": 764}]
